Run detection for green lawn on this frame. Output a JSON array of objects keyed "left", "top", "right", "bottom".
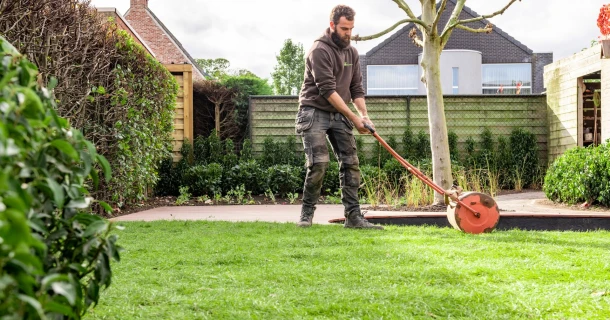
[{"left": 86, "top": 221, "right": 610, "bottom": 319}]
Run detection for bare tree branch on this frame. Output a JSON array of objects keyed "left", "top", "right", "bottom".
[
  {"left": 440, "top": 0, "right": 519, "bottom": 46},
  {"left": 431, "top": 0, "right": 448, "bottom": 33},
  {"left": 392, "top": 0, "right": 419, "bottom": 20},
  {"left": 456, "top": 0, "right": 520, "bottom": 25},
  {"left": 440, "top": 0, "right": 466, "bottom": 42},
  {"left": 352, "top": 18, "right": 428, "bottom": 42},
  {"left": 455, "top": 23, "right": 493, "bottom": 34}
]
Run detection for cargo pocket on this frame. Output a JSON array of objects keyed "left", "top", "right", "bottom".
[
  {"left": 344, "top": 129, "right": 357, "bottom": 150},
  {"left": 340, "top": 114, "right": 354, "bottom": 131},
  {"left": 295, "top": 107, "right": 315, "bottom": 134}
]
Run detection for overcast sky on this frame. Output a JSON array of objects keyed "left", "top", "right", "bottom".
[{"left": 90, "top": 0, "right": 607, "bottom": 79}]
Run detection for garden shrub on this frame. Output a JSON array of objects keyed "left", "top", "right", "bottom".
[
  {"left": 193, "top": 135, "right": 209, "bottom": 164},
  {"left": 224, "top": 160, "right": 265, "bottom": 196},
  {"left": 154, "top": 156, "right": 182, "bottom": 196},
  {"left": 0, "top": 36, "right": 120, "bottom": 319},
  {"left": 207, "top": 130, "right": 223, "bottom": 163},
  {"left": 240, "top": 138, "right": 253, "bottom": 161},
  {"left": 544, "top": 143, "right": 610, "bottom": 206},
  {"left": 464, "top": 136, "right": 476, "bottom": 166},
  {"left": 509, "top": 128, "right": 539, "bottom": 188},
  {"left": 414, "top": 130, "right": 431, "bottom": 160},
  {"left": 383, "top": 158, "right": 406, "bottom": 186},
  {"left": 264, "top": 165, "right": 302, "bottom": 197},
  {"left": 223, "top": 139, "right": 238, "bottom": 169},
  {"left": 402, "top": 127, "right": 415, "bottom": 160},
  {"left": 183, "top": 163, "right": 223, "bottom": 197}
]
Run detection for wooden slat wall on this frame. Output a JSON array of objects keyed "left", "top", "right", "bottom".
[
  {"left": 544, "top": 45, "right": 602, "bottom": 162},
  {"left": 602, "top": 59, "right": 610, "bottom": 143},
  {"left": 165, "top": 64, "right": 193, "bottom": 162},
  {"left": 249, "top": 95, "right": 548, "bottom": 163}
]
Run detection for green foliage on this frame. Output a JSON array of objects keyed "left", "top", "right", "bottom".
[
  {"left": 414, "top": 130, "right": 431, "bottom": 160},
  {"left": 207, "top": 130, "right": 222, "bottom": 163},
  {"left": 509, "top": 128, "right": 539, "bottom": 188},
  {"left": 224, "top": 160, "right": 265, "bottom": 195},
  {"left": 261, "top": 136, "right": 301, "bottom": 168},
  {"left": 104, "top": 29, "right": 178, "bottom": 206},
  {"left": 271, "top": 39, "right": 305, "bottom": 95},
  {"left": 154, "top": 157, "right": 181, "bottom": 196},
  {"left": 264, "top": 165, "right": 302, "bottom": 197},
  {"left": 402, "top": 127, "right": 415, "bottom": 160},
  {"left": 448, "top": 130, "right": 458, "bottom": 162},
  {"left": 479, "top": 127, "right": 495, "bottom": 159},
  {"left": 240, "top": 138, "right": 253, "bottom": 161},
  {"left": 182, "top": 163, "right": 223, "bottom": 197},
  {"left": 223, "top": 139, "right": 238, "bottom": 169},
  {"left": 0, "top": 36, "right": 120, "bottom": 318},
  {"left": 193, "top": 135, "right": 209, "bottom": 164},
  {"left": 544, "top": 143, "right": 610, "bottom": 206},
  {"left": 464, "top": 136, "right": 476, "bottom": 166},
  {"left": 221, "top": 74, "right": 273, "bottom": 142},
  {"left": 175, "top": 186, "right": 191, "bottom": 205},
  {"left": 194, "top": 58, "right": 230, "bottom": 79},
  {"left": 383, "top": 158, "right": 406, "bottom": 185}
]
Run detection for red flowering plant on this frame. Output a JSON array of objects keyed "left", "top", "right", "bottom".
[{"left": 598, "top": 4, "right": 610, "bottom": 40}]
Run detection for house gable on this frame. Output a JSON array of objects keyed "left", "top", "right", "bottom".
[
  {"left": 125, "top": 0, "right": 207, "bottom": 80},
  {"left": 96, "top": 7, "right": 155, "bottom": 57}
]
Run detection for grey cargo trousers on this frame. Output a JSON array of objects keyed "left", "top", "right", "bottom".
[{"left": 295, "top": 106, "right": 361, "bottom": 216}]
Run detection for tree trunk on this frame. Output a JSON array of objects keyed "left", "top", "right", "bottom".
[
  {"left": 215, "top": 103, "right": 220, "bottom": 133},
  {"left": 421, "top": 36, "right": 453, "bottom": 204}
]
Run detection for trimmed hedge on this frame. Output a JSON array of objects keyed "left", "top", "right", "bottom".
[{"left": 544, "top": 143, "right": 610, "bottom": 206}]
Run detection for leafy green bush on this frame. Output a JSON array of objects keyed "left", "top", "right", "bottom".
[
  {"left": 264, "top": 165, "right": 302, "bottom": 197},
  {"left": 183, "top": 163, "right": 223, "bottom": 197},
  {"left": 509, "top": 128, "right": 539, "bottom": 188},
  {"left": 240, "top": 138, "right": 253, "bottom": 161},
  {"left": 0, "top": 36, "right": 120, "bottom": 318},
  {"left": 261, "top": 136, "right": 302, "bottom": 168},
  {"left": 193, "top": 135, "right": 209, "bottom": 164},
  {"left": 223, "top": 139, "right": 238, "bottom": 169},
  {"left": 402, "top": 127, "right": 415, "bottom": 160},
  {"left": 383, "top": 158, "right": 405, "bottom": 186},
  {"left": 207, "top": 130, "right": 223, "bottom": 163},
  {"left": 224, "top": 160, "right": 265, "bottom": 195},
  {"left": 414, "top": 130, "right": 431, "bottom": 160},
  {"left": 544, "top": 143, "right": 610, "bottom": 206}
]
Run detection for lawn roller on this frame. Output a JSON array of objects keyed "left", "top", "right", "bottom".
[{"left": 363, "top": 123, "right": 500, "bottom": 234}]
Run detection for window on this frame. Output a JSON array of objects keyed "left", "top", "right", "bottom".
[
  {"left": 367, "top": 65, "right": 419, "bottom": 95},
  {"left": 482, "top": 63, "right": 532, "bottom": 94},
  {"left": 452, "top": 67, "right": 459, "bottom": 94}
]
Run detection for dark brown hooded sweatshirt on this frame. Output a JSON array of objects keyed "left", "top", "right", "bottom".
[{"left": 298, "top": 28, "right": 365, "bottom": 112}]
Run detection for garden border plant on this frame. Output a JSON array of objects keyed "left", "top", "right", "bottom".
[{"left": 1, "top": 35, "right": 121, "bottom": 319}]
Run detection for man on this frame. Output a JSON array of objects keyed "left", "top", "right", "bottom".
[{"left": 295, "top": 5, "right": 383, "bottom": 230}]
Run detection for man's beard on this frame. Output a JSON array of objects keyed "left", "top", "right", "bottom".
[{"left": 331, "top": 30, "right": 350, "bottom": 49}]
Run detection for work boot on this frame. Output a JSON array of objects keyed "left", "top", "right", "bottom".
[
  {"left": 297, "top": 207, "right": 315, "bottom": 228},
  {"left": 344, "top": 209, "right": 384, "bottom": 230}
]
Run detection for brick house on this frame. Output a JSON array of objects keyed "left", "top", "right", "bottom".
[
  {"left": 124, "top": 0, "right": 208, "bottom": 81},
  {"left": 360, "top": 0, "right": 552, "bottom": 95}
]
